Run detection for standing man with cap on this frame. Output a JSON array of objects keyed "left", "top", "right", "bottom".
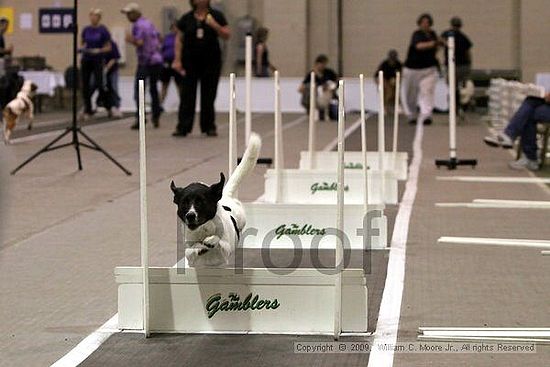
[
  {"left": 442, "top": 17, "right": 473, "bottom": 115},
  {"left": 0, "top": 16, "right": 13, "bottom": 76},
  {"left": 172, "top": 0, "right": 231, "bottom": 137},
  {"left": 121, "top": 2, "right": 163, "bottom": 129}
]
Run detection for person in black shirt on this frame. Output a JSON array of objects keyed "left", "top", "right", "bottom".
[
  {"left": 375, "top": 49, "right": 402, "bottom": 110},
  {"left": 0, "top": 17, "right": 13, "bottom": 76},
  {"left": 172, "top": 0, "right": 230, "bottom": 137},
  {"left": 299, "top": 54, "right": 338, "bottom": 121},
  {"left": 253, "top": 27, "right": 275, "bottom": 77},
  {"left": 441, "top": 17, "right": 473, "bottom": 113},
  {"left": 402, "top": 13, "right": 443, "bottom": 125}
]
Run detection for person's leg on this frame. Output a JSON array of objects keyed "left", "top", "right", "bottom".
[
  {"left": 199, "top": 65, "right": 221, "bottom": 134},
  {"left": 81, "top": 60, "right": 94, "bottom": 115},
  {"left": 520, "top": 103, "right": 550, "bottom": 160},
  {"left": 109, "top": 70, "right": 121, "bottom": 108},
  {"left": 148, "top": 64, "right": 162, "bottom": 125},
  {"left": 94, "top": 62, "right": 111, "bottom": 111},
  {"left": 504, "top": 97, "right": 544, "bottom": 140},
  {"left": 132, "top": 65, "right": 148, "bottom": 127},
  {"left": 400, "top": 67, "right": 418, "bottom": 122},
  {"left": 418, "top": 67, "right": 438, "bottom": 124},
  {"left": 177, "top": 72, "right": 198, "bottom": 134}
]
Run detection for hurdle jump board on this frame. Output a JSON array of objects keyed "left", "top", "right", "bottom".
[
  {"left": 116, "top": 267, "right": 368, "bottom": 334},
  {"left": 299, "top": 151, "right": 409, "bottom": 181},
  {"left": 263, "top": 169, "right": 398, "bottom": 205},
  {"left": 242, "top": 202, "right": 387, "bottom": 249}
]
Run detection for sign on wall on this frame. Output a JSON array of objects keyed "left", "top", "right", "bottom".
[{"left": 39, "top": 8, "right": 74, "bottom": 34}]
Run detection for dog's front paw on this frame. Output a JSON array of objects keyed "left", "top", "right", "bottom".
[{"left": 203, "top": 235, "right": 220, "bottom": 249}]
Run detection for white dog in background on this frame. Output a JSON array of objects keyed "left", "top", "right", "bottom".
[{"left": 2, "top": 80, "right": 38, "bottom": 144}]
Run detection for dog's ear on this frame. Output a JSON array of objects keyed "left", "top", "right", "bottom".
[
  {"left": 170, "top": 181, "right": 181, "bottom": 203},
  {"left": 208, "top": 173, "right": 225, "bottom": 201}
]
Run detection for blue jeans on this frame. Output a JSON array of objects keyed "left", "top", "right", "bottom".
[
  {"left": 106, "top": 69, "right": 121, "bottom": 108},
  {"left": 134, "top": 64, "right": 162, "bottom": 121},
  {"left": 505, "top": 97, "right": 550, "bottom": 160}
]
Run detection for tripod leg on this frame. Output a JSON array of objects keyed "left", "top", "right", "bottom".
[
  {"left": 78, "top": 129, "right": 132, "bottom": 175},
  {"left": 72, "top": 128, "right": 83, "bottom": 171},
  {"left": 11, "top": 128, "right": 72, "bottom": 175}
]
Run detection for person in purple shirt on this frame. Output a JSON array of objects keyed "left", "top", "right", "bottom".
[
  {"left": 121, "top": 2, "right": 163, "bottom": 129},
  {"left": 160, "top": 22, "right": 183, "bottom": 104},
  {"left": 80, "top": 8, "right": 112, "bottom": 120}
]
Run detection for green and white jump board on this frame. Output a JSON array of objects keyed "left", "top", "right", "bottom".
[
  {"left": 115, "top": 267, "right": 368, "bottom": 334},
  {"left": 242, "top": 202, "right": 387, "bottom": 249},
  {"left": 262, "top": 168, "right": 398, "bottom": 205},
  {"left": 299, "top": 151, "right": 408, "bottom": 181}
]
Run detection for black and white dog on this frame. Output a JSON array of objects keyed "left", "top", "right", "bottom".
[{"left": 171, "top": 133, "right": 261, "bottom": 267}]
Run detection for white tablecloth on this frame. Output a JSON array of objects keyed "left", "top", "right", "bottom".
[
  {"left": 535, "top": 73, "right": 550, "bottom": 93},
  {"left": 19, "top": 71, "right": 65, "bottom": 96}
]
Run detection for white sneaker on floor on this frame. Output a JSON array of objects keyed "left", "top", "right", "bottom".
[
  {"left": 508, "top": 157, "right": 539, "bottom": 171},
  {"left": 110, "top": 107, "right": 123, "bottom": 118}
]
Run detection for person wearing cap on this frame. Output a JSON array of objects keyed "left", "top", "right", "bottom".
[
  {"left": 441, "top": 17, "right": 473, "bottom": 115},
  {"left": 401, "top": 13, "right": 443, "bottom": 126},
  {"left": 172, "top": 0, "right": 231, "bottom": 137},
  {"left": 374, "top": 49, "right": 403, "bottom": 110},
  {"left": 80, "top": 8, "right": 112, "bottom": 121},
  {"left": 121, "top": 2, "right": 163, "bottom": 129}
]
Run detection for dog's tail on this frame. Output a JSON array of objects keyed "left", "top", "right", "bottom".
[{"left": 223, "top": 132, "right": 261, "bottom": 198}]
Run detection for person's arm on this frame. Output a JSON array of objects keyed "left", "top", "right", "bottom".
[
  {"left": 205, "top": 13, "right": 230, "bottom": 40},
  {"left": 171, "top": 29, "right": 185, "bottom": 75},
  {"left": 125, "top": 33, "right": 144, "bottom": 47}
]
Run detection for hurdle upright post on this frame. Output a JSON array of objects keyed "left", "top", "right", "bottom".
[
  {"left": 229, "top": 73, "right": 237, "bottom": 177},
  {"left": 392, "top": 72, "right": 401, "bottom": 170},
  {"left": 377, "top": 71, "right": 386, "bottom": 203},
  {"left": 274, "top": 71, "right": 283, "bottom": 203},
  {"left": 334, "top": 80, "right": 345, "bottom": 340},
  {"left": 245, "top": 35, "right": 252, "bottom": 144},
  {"left": 359, "top": 74, "right": 369, "bottom": 213},
  {"left": 138, "top": 80, "right": 150, "bottom": 337},
  {"left": 308, "top": 71, "right": 317, "bottom": 168},
  {"left": 435, "top": 36, "right": 477, "bottom": 169}
]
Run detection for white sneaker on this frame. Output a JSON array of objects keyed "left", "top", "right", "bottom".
[
  {"left": 110, "top": 107, "right": 123, "bottom": 118},
  {"left": 483, "top": 132, "right": 513, "bottom": 149},
  {"left": 508, "top": 157, "right": 539, "bottom": 171}
]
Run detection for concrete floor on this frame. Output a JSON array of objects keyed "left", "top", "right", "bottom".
[{"left": 1, "top": 110, "right": 549, "bottom": 366}]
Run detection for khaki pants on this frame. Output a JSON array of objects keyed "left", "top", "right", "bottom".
[{"left": 401, "top": 66, "right": 438, "bottom": 122}]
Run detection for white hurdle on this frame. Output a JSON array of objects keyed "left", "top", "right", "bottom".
[
  {"left": 392, "top": 72, "right": 401, "bottom": 170},
  {"left": 115, "top": 75, "right": 369, "bottom": 336},
  {"left": 244, "top": 35, "right": 252, "bottom": 143}
]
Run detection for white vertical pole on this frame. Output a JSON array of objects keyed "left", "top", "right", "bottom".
[
  {"left": 228, "top": 73, "right": 237, "bottom": 177},
  {"left": 377, "top": 71, "right": 385, "bottom": 204},
  {"left": 308, "top": 71, "right": 316, "bottom": 168},
  {"left": 392, "top": 72, "right": 401, "bottom": 169},
  {"left": 245, "top": 35, "right": 253, "bottom": 144},
  {"left": 448, "top": 36, "right": 457, "bottom": 159},
  {"left": 359, "top": 74, "right": 368, "bottom": 213},
  {"left": 334, "top": 79, "right": 345, "bottom": 340},
  {"left": 138, "top": 80, "right": 150, "bottom": 338},
  {"left": 274, "top": 70, "right": 283, "bottom": 203}
]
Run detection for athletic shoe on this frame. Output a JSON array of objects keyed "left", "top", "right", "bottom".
[
  {"left": 423, "top": 118, "right": 432, "bottom": 125},
  {"left": 131, "top": 122, "right": 139, "bottom": 130},
  {"left": 408, "top": 118, "right": 417, "bottom": 125},
  {"left": 172, "top": 130, "right": 187, "bottom": 137},
  {"left": 152, "top": 117, "right": 160, "bottom": 128},
  {"left": 110, "top": 107, "right": 123, "bottom": 118},
  {"left": 206, "top": 130, "right": 218, "bottom": 137},
  {"left": 508, "top": 157, "right": 538, "bottom": 171},
  {"left": 483, "top": 132, "right": 513, "bottom": 149}
]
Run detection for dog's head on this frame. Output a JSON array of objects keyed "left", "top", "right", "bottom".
[
  {"left": 171, "top": 173, "right": 225, "bottom": 230},
  {"left": 21, "top": 80, "right": 38, "bottom": 95}
]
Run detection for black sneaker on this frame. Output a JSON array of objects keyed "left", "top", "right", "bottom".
[
  {"left": 423, "top": 118, "right": 432, "bottom": 125},
  {"left": 172, "top": 130, "right": 187, "bottom": 137},
  {"left": 408, "top": 118, "right": 417, "bottom": 125},
  {"left": 206, "top": 130, "right": 218, "bottom": 137},
  {"left": 152, "top": 117, "right": 160, "bottom": 128}
]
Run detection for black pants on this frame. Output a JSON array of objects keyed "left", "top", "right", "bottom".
[
  {"left": 82, "top": 59, "right": 110, "bottom": 114},
  {"left": 134, "top": 64, "right": 162, "bottom": 122},
  {"left": 177, "top": 65, "right": 221, "bottom": 134}
]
